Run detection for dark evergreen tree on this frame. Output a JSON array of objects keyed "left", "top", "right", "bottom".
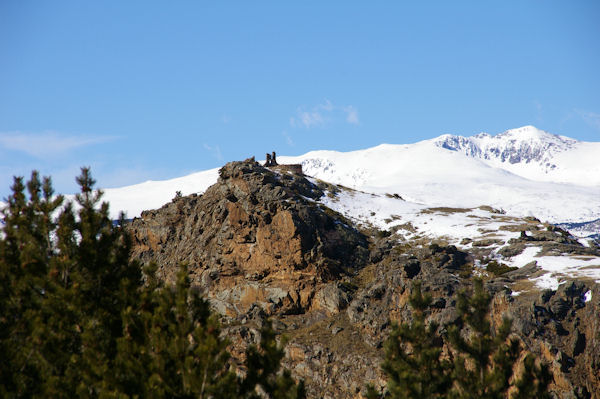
[
  {"left": 511, "top": 353, "right": 553, "bottom": 399},
  {"left": 447, "top": 279, "right": 550, "bottom": 399},
  {"left": 366, "top": 282, "right": 451, "bottom": 399},
  {"left": 112, "top": 263, "right": 238, "bottom": 398},
  {"left": 0, "top": 168, "right": 304, "bottom": 398},
  {"left": 369, "top": 279, "right": 552, "bottom": 399},
  {"left": 0, "top": 172, "right": 64, "bottom": 396},
  {"left": 241, "top": 322, "right": 306, "bottom": 399}
]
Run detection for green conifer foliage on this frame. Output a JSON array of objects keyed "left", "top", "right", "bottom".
[
  {"left": 120, "top": 264, "right": 238, "bottom": 398},
  {"left": 0, "top": 168, "right": 304, "bottom": 398},
  {"left": 0, "top": 172, "right": 64, "bottom": 396},
  {"left": 370, "top": 279, "right": 552, "bottom": 399},
  {"left": 241, "top": 322, "right": 306, "bottom": 399},
  {"left": 511, "top": 353, "right": 552, "bottom": 399},
  {"left": 366, "top": 283, "right": 451, "bottom": 399},
  {"left": 447, "top": 279, "right": 550, "bottom": 399}
]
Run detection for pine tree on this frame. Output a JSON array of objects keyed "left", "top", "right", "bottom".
[
  {"left": 116, "top": 264, "right": 306, "bottom": 399},
  {"left": 118, "top": 263, "right": 238, "bottom": 398},
  {"left": 447, "top": 279, "right": 550, "bottom": 399},
  {"left": 0, "top": 168, "right": 305, "bottom": 398},
  {"left": 511, "top": 353, "right": 552, "bottom": 399},
  {"left": 370, "top": 279, "right": 552, "bottom": 399},
  {"left": 241, "top": 321, "right": 306, "bottom": 399},
  {"left": 0, "top": 172, "right": 64, "bottom": 396},
  {"left": 366, "top": 282, "right": 451, "bottom": 399}
]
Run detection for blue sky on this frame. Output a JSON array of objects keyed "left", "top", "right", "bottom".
[{"left": 1, "top": 1, "right": 599, "bottom": 197}]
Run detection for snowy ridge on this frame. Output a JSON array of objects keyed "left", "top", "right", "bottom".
[
  {"left": 436, "top": 126, "right": 576, "bottom": 167},
  {"left": 101, "top": 168, "right": 220, "bottom": 219},
  {"left": 276, "top": 127, "right": 600, "bottom": 225},
  {"left": 313, "top": 184, "right": 600, "bottom": 290},
  {"left": 15, "top": 125, "right": 596, "bottom": 232},
  {"left": 557, "top": 219, "right": 600, "bottom": 241},
  {"left": 434, "top": 126, "right": 600, "bottom": 186}
]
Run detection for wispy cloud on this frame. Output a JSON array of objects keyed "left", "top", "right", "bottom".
[
  {"left": 282, "top": 131, "right": 294, "bottom": 146},
  {"left": 320, "top": 99, "right": 334, "bottom": 112},
  {"left": 344, "top": 105, "right": 359, "bottom": 125},
  {"left": 291, "top": 110, "right": 325, "bottom": 128},
  {"left": 575, "top": 109, "right": 600, "bottom": 131},
  {"left": 290, "top": 100, "right": 359, "bottom": 129},
  {"left": 203, "top": 144, "right": 223, "bottom": 161},
  {"left": 0, "top": 131, "right": 117, "bottom": 158}
]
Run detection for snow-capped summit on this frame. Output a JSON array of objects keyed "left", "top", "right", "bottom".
[
  {"left": 497, "top": 125, "right": 559, "bottom": 139},
  {"left": 436, "top": 125, "right": 576, "bottom": 164},
  {"left": 434, "top": 125, "right": 597, "bottom": 186}
]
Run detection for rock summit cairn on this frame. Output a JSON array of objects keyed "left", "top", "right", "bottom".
[
  {"left": 264, "top": 151, "right": 278, "bottom": 167},
  {"left": 263, "top": 151, "right": 303, "bottom": 175}
]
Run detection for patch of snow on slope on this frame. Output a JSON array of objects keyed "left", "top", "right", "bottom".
[
  {"left": 315, "top": 185, "right": 521, "bottom": 245},
  {"left": 557, "top": 219, "right": 600, "bottom": 240},
  {"left": 506, "top": 246, "right": 600, "bottom": 290},
  {"left": 316, "top": 185, "right": 600, "bottom": 291}
]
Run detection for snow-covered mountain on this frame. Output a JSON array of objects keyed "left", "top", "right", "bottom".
[
  {"left": 436, "top": 126, "right": 577, "bottom": 166},
  {"left": 433, "top": 125, "right": 600, "bottom": 186},
  {"left": 2, "top": 125, "right": 599, "bottom": 289},
  {"left": 95, "top": 126, "right": 599, "bottom": 231}
]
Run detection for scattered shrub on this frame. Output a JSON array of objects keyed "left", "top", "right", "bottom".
[{"left": 486, "top": 260, "right": 518, "bottom": 276}]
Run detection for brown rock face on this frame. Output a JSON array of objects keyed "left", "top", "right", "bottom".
[
  {"left": 127, "top": 159, "right": 600, "bottom": 398},
  {"left": 129, "top": 159, "right": 368, "bottom": 317},
  {"left": 500, "top": 281, "right": 600, "bottom": 398}
]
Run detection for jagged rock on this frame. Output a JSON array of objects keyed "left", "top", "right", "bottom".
[
  {"left": 129, "top": 159, "right": 368, "bottom": 317},
  {"left": 498, "top": 242, "right": 526, "bottom": 257},
  {"left": 504, "top": 260, "right": 538, "bottom": 279},
  {"left": 126, "top": 158, "right": 600, "bottom": 398},
  {"left": 549, "top": 296, "right": 571, "bottom": 320},
  {"left": 312, "top": 283, "right": 352, "bottom": 315},
  {"left": 427, "top": 243, "right": 469, "bottom": 270},
  {"left": 369, "top": 236, "right": 394, "bottom": 264},
  {"left": 472, "top": 238, "right": 505, "bottom": 247}
]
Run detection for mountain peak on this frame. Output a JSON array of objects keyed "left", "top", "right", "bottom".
[
  {"left": 501, "top": 124, "right": 545, "bottom": 136},
  {"left": 495, "top": 125, "right": 565, "bottom": 143},
  {"left": 435, "top": 125, "right": 577, "bottom": 167},
  {"left": 469, "top": 126, "right": 553, "bottom": 142},
  {"left": 129, "top": 159, "right": 368, "bottom": 316}
]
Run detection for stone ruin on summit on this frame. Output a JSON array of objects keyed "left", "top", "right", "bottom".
[{"left": 264, "top": 151, "right": 303, "bottom": 175}]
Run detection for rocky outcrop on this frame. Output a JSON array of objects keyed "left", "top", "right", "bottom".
[
  {"left": 499, "top": 282, "right": 600, "bottom": 398},
  {"left": 127, "top": 159, "right": 600, "bottom": 398},
  {"left": 129, "top": 158, "right": 368, "bottom": 317}
]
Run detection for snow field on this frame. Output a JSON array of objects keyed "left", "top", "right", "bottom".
[{"left": 317, "top": 187, "right": 600, "bottom": 290}]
